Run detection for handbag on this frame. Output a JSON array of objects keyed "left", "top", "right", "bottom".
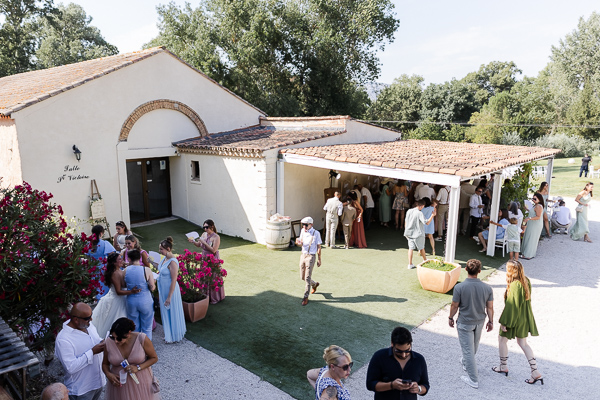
[
  {"left": 150, "top": 367, "right": 160, "bottom": 393},
  {"left": 576, "top": 204, "right": 583, "bottom": 213}
]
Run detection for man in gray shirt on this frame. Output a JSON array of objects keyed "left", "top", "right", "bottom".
[{"left": 448, "top": 259, "right": 494, "bottom": 389}]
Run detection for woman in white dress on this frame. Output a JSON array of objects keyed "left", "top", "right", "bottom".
[{"left": 92, "top": 253, "right": 141, "bottom": 338}]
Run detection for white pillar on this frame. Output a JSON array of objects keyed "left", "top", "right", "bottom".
[
  {"left": 486, "top": 173, "right": 503, "bottom": 257},
  {"left": 276, "top": 158, "right": 285, "bottom": 215},
  {"left": 445, "top": 186, "right": 461, "bottom": 262},
  {"left": 546, "top": 158, "right": 554, "bottom": 193}
]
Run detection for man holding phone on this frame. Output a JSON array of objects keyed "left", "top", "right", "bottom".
[{"left": 366, "top": 327, "right": 429, "bottom": 398}]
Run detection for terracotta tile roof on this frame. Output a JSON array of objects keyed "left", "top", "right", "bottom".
[
  {"left": 174, "top": 125, "right": 346, "bottom": 157},
  {"left": 0, "top": 47, "right": 265, "bottom": 117},
  {"left": 280, "top": 139, "right": 561, "bottom": 178}
]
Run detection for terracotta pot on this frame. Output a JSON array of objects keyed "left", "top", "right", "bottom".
[
  {"left": 416, "top": 261, "right": 461, "bottom": 293},
  {"left": 182, "top": 297, "right": 209, "bottom": 322}
]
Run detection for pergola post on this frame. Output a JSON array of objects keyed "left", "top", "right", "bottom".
[
  {"left": 545, "top": 158, "right": 554, "bottom": 193},
  {"left": 486, "top": 172, "right": 503, "bottom": 256},
  {"left": 445, "top": 186, "right": 461, "bottom": 262},
  {"left": 276, "top": 158, "right": 285, "bottom": 215}
]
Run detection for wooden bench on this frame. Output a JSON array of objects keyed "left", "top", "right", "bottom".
[{"left": 0, "top": 318, "right": 40, "bottom": 400}]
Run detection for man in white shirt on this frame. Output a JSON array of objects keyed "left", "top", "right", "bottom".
[
  {"left": 295, "top": 216, "right": 322, "bottom": 306},
  {"left": 55, "top": 303, "right": 106, "bottom": 400},
  {"left": 551, "top": 200, "right": 572, "bottom": 234},
  {"left": 469, "top": 187, "right": 484, "bottom": 238},
  {"left": 416, "top": 183, "right": 435, "bottom": 203},
  {"left": 358, "top": 184, "right": 375, "bottom": 230},
  {"left": 435, "top": 185, "right": 451, "bottom": 241},
  {"left": 323, "top": 192, "right": 343, "bottom": 248}
]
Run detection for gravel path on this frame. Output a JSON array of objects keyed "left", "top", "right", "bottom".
[
  {"left": 345, "top": 196, "right": 600, "bottom": 399},
  {"left": 45, "top": 197, "right": 598, "bottom": 399}
]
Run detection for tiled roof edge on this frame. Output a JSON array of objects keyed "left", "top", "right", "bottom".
[{"left": 1, "top": 47, "right": 166, "bottom": 117}]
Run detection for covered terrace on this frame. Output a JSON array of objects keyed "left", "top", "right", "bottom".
[{"left": 279, "top": 139, "right": 560, "bottom": 261}]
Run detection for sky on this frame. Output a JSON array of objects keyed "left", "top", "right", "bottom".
[{"left": 43, "top": 0, "right": 599, "bottom": 85}]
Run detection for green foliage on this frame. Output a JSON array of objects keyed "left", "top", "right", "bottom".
[
  {"left": 420, "top": 79, "right": 479, "bottom": 126},
  {"left": 35, "top": 3, "right": 118, "bottom": 69},
  {"left": 420, "top": 259, "right": 457, "bottom": 271},
  {"left": 147, "top": 0, "right": 399, "bottom": 117},
  {"left": 406, "top": 121, "right": 444, "bottom": 140},
  {"left": 501, "top": 163, "right": 534, "bottom": 207},
  {"left": 461, "top": 61, "right": 522, "bottom": 105},
  {"left": 0, "top": 182, "right": 100, "bottom": 353},
  {"left": 367, "top": 74, "right": 423, "bottom": 131},
  {"left": 0, "top": 0, "right": 57, "bottom": 76},
  {"left": 532, "top": 132, "right": 600, "bottom": 158}
]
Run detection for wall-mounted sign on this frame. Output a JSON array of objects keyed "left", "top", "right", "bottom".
[{"left": 57, "top": 165, "right": 89, "bottom": 183}]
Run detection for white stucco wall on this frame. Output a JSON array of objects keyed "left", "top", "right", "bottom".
[
  {"left": 0, "top": 119, "right": 22, "bottom": 188},
  {"left": 9, "top": 52, "right": 264, "bottom": 230},
  {"left": 179, "top": 153, "right": 270, "bottom": 243}
]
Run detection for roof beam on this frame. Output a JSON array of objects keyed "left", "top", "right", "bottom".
[{"left": 281, "top": 153, "right": 462, "bottom": 187}]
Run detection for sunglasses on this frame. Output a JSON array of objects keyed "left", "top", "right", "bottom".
[
  {"left": 334, "top": 362, "right": 353, "bottom": 371},
  {"left": 302, "top": 223, "right": 309, "bottom": 227},
  {"left": 393, "top": 345, "right": 412, "bottom": 355},
  {"left": 74, "top": 315, "right": 92, "bottom": 321},
  {"left": 203, "top": 225, "right": 210, "bottom": 229}
]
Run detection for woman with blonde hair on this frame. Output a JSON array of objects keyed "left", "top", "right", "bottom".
[
  {"left": 570, "top": 182, "right": 593, "bottom": 242},
  {"left": 492, "top": 260, "right": 543, "bottom": 385},
  {"left": 307, "top": 345, "right": 352, "bottom": 400}
]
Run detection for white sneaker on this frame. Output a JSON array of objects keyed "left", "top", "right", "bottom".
[
  {"left": 554, "top": 229, "right": 561, "bottom": 234},
  {"left": 460, "top": 375, "right": 478, "bottom": 389},
  {"left": 434, "top": 237, "right": 443, "bottom": 242},
  {"left": 407, "top": 264, "right": 416, "bottom": 269}
]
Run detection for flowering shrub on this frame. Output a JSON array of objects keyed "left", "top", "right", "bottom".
[
  {"left": 0, "top": 182, "right": 101, "bottom": 353},
  {"left": 176, "top": 249, "right": 227, "bottom": 302}
]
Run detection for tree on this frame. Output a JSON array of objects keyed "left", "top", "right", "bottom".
[
  {"left": 366, "top": 74, "right": 423, "bottom": 131},
  {"left": 35, "top": 3, "right": 118, "bottom": 69},
  {"left": 461, "top": 61, "right": 522, "bottom": 105},
  {"left": 0, "top": 182, "right": 100, "bottom": 354},
  {"left": 146, "top": 0, "right": 399, "bottom": 117},
  {"left": 420, "top": 79, "right": 479, "bottom": 126},
  {"left": 0, "top": 0, "right": 57, "bottom": 76}
]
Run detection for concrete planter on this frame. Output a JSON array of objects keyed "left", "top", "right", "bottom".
[
  {"left": 182, "top": 297, "right": 209, "bottom": 322},
  {"left": 416, "top": 260, "right": 461, "bottom": 293}
]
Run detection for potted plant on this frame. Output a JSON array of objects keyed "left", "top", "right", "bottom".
[
  {"left": 416, "top": 258, "right": 461, "bottom": 294},
  {"left": 177, "top": 250, "right": 227, "bottom": 322}
]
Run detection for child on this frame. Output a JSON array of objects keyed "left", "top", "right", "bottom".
[
  {"left": 506, "top": 217, "right": 522, "bottom": 261},
  {"left": 477, "top": 209, "right": 509, "bottom": 253}
]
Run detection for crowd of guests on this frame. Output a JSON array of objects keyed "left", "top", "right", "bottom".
[
  {"left": 321, "top": 176, "right": 593, "bottom": 266},
  {"left": 48, "top": 218, "right": 224, "bottom": 399}
]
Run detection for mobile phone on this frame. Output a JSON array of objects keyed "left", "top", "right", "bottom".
[{"left": 401, "top": 379, "right": 411, "bottom": 385}]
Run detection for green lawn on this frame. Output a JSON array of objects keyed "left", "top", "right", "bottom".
[
  {"left": 134, "top": 220, "right": 504, "bottom": 399},
  {"left": 543, "top": 157, "right": 596, "bottom": 198}
]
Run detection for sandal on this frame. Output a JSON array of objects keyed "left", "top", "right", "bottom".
[
  {"left": 525, "top": 358, "right": 544, "bottom": 385},
  {"left": 491, "top": 356, "right": 508, "bottom": 376}
]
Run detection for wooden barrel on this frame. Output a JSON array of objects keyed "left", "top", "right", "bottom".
[{"left": 265, "top": 220, "right": 291, "bottom": 250}]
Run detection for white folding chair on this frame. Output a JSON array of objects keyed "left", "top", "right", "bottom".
[{"left": 495, "top": 235, "right": 508, "bottom": 257}]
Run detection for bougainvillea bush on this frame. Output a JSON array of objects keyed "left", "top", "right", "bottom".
[
  {"left": 176, "top": 249, "right": 226, "bottom": 302},
  {"left": 0, "top": 182, "right": 101, "bottom": 353}
]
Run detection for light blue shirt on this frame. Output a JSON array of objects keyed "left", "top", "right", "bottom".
[{"left": 299, "top": 227, "right": 322, "bottom": 254}]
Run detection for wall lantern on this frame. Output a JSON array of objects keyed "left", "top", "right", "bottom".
[
  {"left": 72, "top": 145, "right": 82, "bottom": 161},
  {"left": 328, "top": 169, "right": 341, "bottom": 186}
]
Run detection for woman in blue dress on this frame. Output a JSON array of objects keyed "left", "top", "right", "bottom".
[
  {"left": 307, "top": 345, "right": 352, "bottom": 400},
  {"left": 157, "top": 236, "right": 186, "bottom": 343},
  {"left": 124, "top": 249, "right": 155, "bottom": 339},
  {"left": 421, "top": 197, "right": 436, "bottom": 256},
  {"left": 88, "top": 224, "right": 116, "bottom": 299}
]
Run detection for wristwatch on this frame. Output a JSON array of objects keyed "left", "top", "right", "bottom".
[
  {"left": 137, "top": 365, "right": 141, "bottom": 371},
  {"left": 418, "top": 385, "right": 422, "bottom": 394}
]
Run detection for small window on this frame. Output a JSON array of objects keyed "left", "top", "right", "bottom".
[{"left": 191, "top": 161, "right": 200, "bottom": 182}]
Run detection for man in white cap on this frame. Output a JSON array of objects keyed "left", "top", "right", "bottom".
[
  {"left": 323, "top": 192, "right": 343, "bottom": 248},
  {"left": 295, "top": 216, "right": 322, "bottom": 306}
]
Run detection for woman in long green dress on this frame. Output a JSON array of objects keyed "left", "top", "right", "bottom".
[
  {"left": 378, "top": 181, "right": 393, "bottom": 227},
  {"left": 520, "top": 193, "right": 544, "bottom": 259},
  {"left": 570, "top": 182, "right": 593, "bottom": 242},
  {"left": 492, "top": 260, "right": 543, "bottom": 385}
]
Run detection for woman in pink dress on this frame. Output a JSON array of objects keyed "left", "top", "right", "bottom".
[
  {"left": 102, "top": 318, "right": 158, "bottom": 400},
  {"left": 189, "top": 219, "right": 225, "bottom": 304},
  {"left": 348, "top": 192, "right": 367, "bottom": 248}
]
